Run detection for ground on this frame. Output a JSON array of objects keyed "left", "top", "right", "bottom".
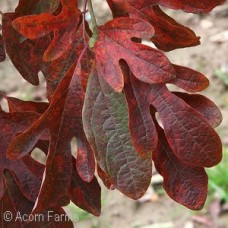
[{"left": 0, "top": 1, "right": 228, "bottom": 228}]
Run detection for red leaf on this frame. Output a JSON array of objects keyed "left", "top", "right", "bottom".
[
  {"left": 153, "top": 124, "right": 208, "bottom": 210},
  {"left": 0, "top": 109, "right": 43, "bottom": 202},
  {"left": 107, "top": 1, "right": 200, "bottom": 51},
  {"left": 2, "top": 13, "right": 50, "bottom": 85},
  {"left": 0, "top": 107, "right": 70, "bottom": 226},
  {"left": 148, "top": 85, "right": 222, "bottom": 167},
  {"left": 94, "top": 17, "right": 175, "bottom": 91},
  {"left": 70, "top": 158, "right": 101, "bottom": 216},
  {"left": 15, "top": 0, "right": 60, "bottom": 16},
  {"left": 146, "top": 6, "right": 200, "bottom": 51},
  {"left": 44, "top": 25, "right": 93, "bottom": 100},
  {"left": 7, "top": 64, "right": 95, "bottom": 212},
  {"left": 171, "top": 64, "right": 209, "bottom": 92},
  {"left": 174, "top": 92, "right": 223, "bottom": 128},
  {"left": 0, "top": 31, "right": 6, "bottom": 62},
  {"left": 83, "top": 67, "right": 152, "bottom": 199},
  {"left": 96, "top": 165, "right": 113, "bottom": 189},
  {"left": 2, "top": 171, "right": 73, "bottom": 227},
  {"left": 12, "top": 3, "right": 80, "bottom": 62},
  {"left": 123, "top": 65, "right": 158, "bottom": 157},
  {"left": 0, "top": 0, "right": 224, "bottom": 217},
  {"left": 126, "top": 0, "right": 225, "bottom": 13},
  {"left": 5, "top": 96, "right": 49, "bottom": 114}
]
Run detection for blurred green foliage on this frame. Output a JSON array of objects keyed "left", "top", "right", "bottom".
[
  {"left": 214, "top": 68, "right": 228, "bottom": 86},
  {"left": 207, "top": 147, "right": 228, "bottom": 201}
]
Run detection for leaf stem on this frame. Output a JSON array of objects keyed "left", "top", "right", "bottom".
[
  {"left": 82, "top": 0, "right": 89, "bottom": 45},
  {"left": 88, "top": 0, "right": 98, "bottom": 48}
]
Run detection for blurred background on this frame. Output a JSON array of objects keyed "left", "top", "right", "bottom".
[{"left": 0, "top": 0, "right": 228, "bottom": 227}]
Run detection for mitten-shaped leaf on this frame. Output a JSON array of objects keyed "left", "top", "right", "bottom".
[
  {"left": 12, "top": 1, "right": 80, "bottom": 61},
  {"left": 83, "top": 68, "right": 152, "bottom": 199},
  {"left": 148, "top": 85, "right": 222, "bottom": 167},
  {"left": 174, "top": 92, "right": 223, "bottom": 128},
  {"left": 94, "top": 17, "right": 175, "bottom": 91},
  {"left": 107, "top": 1, "right": 201, "bottom": 51},
  {"left": 153, "top": 124, "right": 208, "bottom": 210},
  {"left": 2, "top": 13, "right": 50, "bottom": 85},
  {"left": 145, "top": 5, "right": 200, "bottom": 51}
]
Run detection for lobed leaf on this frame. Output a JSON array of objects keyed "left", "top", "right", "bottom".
[
  {"left": 148, "top": 85, "right": 222, "bottom": 167},
  {"left": 12, "top": 3, "right": 80, "bottom": 62},
  {"left": 2, "top": 13, "right": 50, "bottom": 85},
  {"left": 94, "top": 17, "right": 175, "bottom": 91},
  {"left": 146, "top": 5, "right": 200, "bottom": 51},
  {"left": 174, "top": 92, "right": 223, "bottom": 128},
  {"left": 153, "top": 124, "right": 208, "bottom": 210},
  {"left": 107, "top": 1, "right": 201, "bottom": 51}
]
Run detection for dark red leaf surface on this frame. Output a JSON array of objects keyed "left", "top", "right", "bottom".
[
  {"left": 171, "top": 64, "right": 209, "bottom": 92},
  {"left": 7, "top": 64, "right": 95, "bottom": 212},
  {"left": 107, "top": 1, "right": 201, "bottom": 51},
  {"left": 1, "top": 171, "right": 73, "bottom": 228},
  {"left": 174, "top": 92, "right": 223, "bottom": 128},
  {"left": 5, "top": 96, "right": 49, "bottom": 114},
  {"left": 121, "top": 0, "right": 226, "bottom": 13},
  {"left": 15, "top": 0, "right": 60, "bottom": 16},
  {"left": 12, "top": 1, "right": 80, "bottom": 62},
  {"left": 153, "top": 124, "right": 208, "bottom": 210},
  {"left": 70, "top": 158, "right": 101, "bottom": 216},
  {"left": 94, "top": 17, "right": 175, "bottom": 91},
  {"left": 0, "top": 0, "right": 225, "bottom": 223},
  {"left": 0, "top": 109, "right": 42, "bottom": 202},
  {"left": 0, "top": 29, "right": 6, "bottom": 62},
  {"left": 123, "top": 66, "right": 158, "bottom": 157},
  {"left": 2, "top": 13, "right": 50, "bottom": 85},
  {"left": 148, "top": 85, "right": 222, "bottom": 167}
]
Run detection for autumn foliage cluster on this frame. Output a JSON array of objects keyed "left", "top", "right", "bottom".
[{"left": 0, "top": 0, "right": 225, "bottom": 226}]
